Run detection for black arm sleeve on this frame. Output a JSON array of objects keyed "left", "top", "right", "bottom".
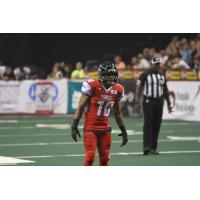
[{"left": 138, "top": 72, "right": 147, "bottom": 87}]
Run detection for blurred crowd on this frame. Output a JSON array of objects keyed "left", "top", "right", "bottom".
[
  {"left": 0, "top": 65, "right": 42, "bottom": 81},
  {"left": 129, "top": 34, "right": 200, "bottom": 71},
  {"left": 1, "top": 34, "right": 200, "bottom": 81}
]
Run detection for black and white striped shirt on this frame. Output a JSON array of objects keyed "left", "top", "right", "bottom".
[{"left": 137, "top": 70, "right": 166, "bottom": 98}]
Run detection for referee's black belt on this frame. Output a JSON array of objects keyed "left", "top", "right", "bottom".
[
  {"left": 84, "top": 127, "right": 112, "bottom": 134},
  {"left": 143, "top": 95, "right": 164, "bottom": 100}
]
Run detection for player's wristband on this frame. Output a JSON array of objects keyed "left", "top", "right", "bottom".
[
  {"left": 71, "top": 119, "right": 79, "bottom": 128},
  {"left": 119, "top": 125, "right": 127, "bottom": 133}
]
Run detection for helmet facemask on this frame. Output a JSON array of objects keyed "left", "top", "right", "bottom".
[{"left": 100, "top": 72, "right": 118, "bottom": 88}]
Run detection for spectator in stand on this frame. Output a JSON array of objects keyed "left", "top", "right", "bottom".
[
  {"left": 13, "top": 66, "right": 25, "bottom": 80},
  {"left": 137, "top": 53, "right": 151, "bottom": 69},
  {"left": 190, "top": 40, "right": 198, "bottom": 66},
  {"left": 130, "top": 56, "right": 140, "bottom": 68},
  {"left": 196, "top": 33, "right": 200, "bottom": 40},
  {"left": 190, "top": 40, "right": 197, "bottom": 56},
  {"left": 13, "top": 66, "right": 32, "bottom": 80},
  {"left": 179, "top": 38, "right": 193, "bottom": 66},
  {"left": 171, "top": 56, "right": 190, "bottom": 69},
  {"left": 159, "top": 50, "right": 169, "bottom": 64},
  {"left": 84, "top": 60, "right": 99, "bottom": 72},
  {"left": 113, "top": 54, "right": 126, "bottom": 70},
  {"left": 167, "top": 36, "right": 180, "bottom": 56},
  {"left": 0, "top": 65, "right": 6, "bottom": 80},
  {"left": 62, "top": 64, "right": 71, "bottom": 79},
  {"left": 149, "top": 47, "right": 157, "bottom": 60},
  {"left": 193, "top": 55, "right": 200, "bottom": 69},
  {"left": 165, "top": 60, "right": 173, "bottom": 70},
  {"left": 59, "top": 61, "right": 71, "bottom": 79},
  {"left": 29, "top": 65, "right": 39, "bottom": 80},
  {"left": 47, "top": 62, "right": 63, "bottom": 80},
  {"left": 165, "top": 46, "right": 176, "bottom": 60},
  {"left": 60, "top": 61, "right": 66, "bottom": 69},
  {"left": 143, "top": 48, "right": 150, "bottom": 61},
  {"left": 23, "top": 66, "right": 31, "bottom": 79},
  {"left": 1, "top": 66, "right": 14, "bottom": 80},
  {"left": 60, "top": 61, "right": 65, "bottom": 73},
  {"left": 196, "top": 39, "right": 200, "bottom": 56},
  {"left": 71, "top": 62, "right": 85, "bottom": 79}
]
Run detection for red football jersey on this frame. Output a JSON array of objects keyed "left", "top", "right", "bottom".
[{"left": 81, "top": 80, "right": 124, "bottom": 131}]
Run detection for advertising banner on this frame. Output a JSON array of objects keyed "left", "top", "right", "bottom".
[
  {"left": 197, "top": 69, "right": 200, "bottom": 80},
  {"left": 67, "top": 80, "right": 83, "bottom": 113},
  {"left": 18, "top": 80, "right": 36, "bottom": 113},
  {"left": 0, "top": 81, "right": 20, "bottom": 113},
  {"left": 118, "top": 70, "right": 133, "bottom": 80},
  {"left": 181, "top": 69, "right": 198, "bottom": 80},
  {"left": 163, "top": 81, "right": 200, "bottom": 121},
  {"left": 132, "top": 69, "right": 145, "bottom": 80},
  {"left": 18, "top": 80, "right": 67, "bottom": 114},
  {"left": 52, "top": 80, "right": 67, "bottom": 114},
  {"left": 35, "top": 81, "right": 53, "bottom": 114},
  {"left": 165, "top": 70, "right": 182, "bottom": 80}
]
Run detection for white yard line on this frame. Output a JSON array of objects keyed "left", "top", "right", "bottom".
[
  {"left": 0, "top": 120, "right": 18, "bottom": 123},
  {"left": 131, "top": 122, "right": 200, "bottom": 126},
  {"left": 16, "top": 150, "right": 200, "bottom": 159},
  {"left": 0, "top": 129, "right": 199, "bottom": 138},
  {"left": 0, "top": 131, "right": 142, "bottom": 137},
  {"left": 0, "top": 133, "right": 67, "bottom": 137},
  {"left": 0, "top": 138, "right": 198, "bottom": 147},
  {"left": 167, "top": 136, "right": 200, "bottom": 141},
  {"left": 0, "top": 126, "right": 36, "bottom": 130}
]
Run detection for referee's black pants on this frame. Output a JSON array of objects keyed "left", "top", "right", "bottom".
[{"left": 143, "top": 96, "right": 164, "bottom": 151}]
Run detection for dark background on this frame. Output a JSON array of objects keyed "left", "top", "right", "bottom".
[{"left": 0, "top": 33, "right": 196, "bottom": 73}]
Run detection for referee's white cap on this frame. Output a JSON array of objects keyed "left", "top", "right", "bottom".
[{"left": 151, "top": 57, "right": 161, "bottom": 64}]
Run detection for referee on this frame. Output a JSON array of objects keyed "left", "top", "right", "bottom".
[{"left": 134, "top": 57, "right": 172, "bottom": 155}]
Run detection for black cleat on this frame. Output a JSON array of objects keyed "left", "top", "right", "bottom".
[
  {"left": 143, "top": 149, "right": 150, "bottom": 155},
  {"left": 149, "top": 149, "right": 159, "bottom": 155},
  {"left": 143, "top": 149, "right": 159, "bottom": 155}
]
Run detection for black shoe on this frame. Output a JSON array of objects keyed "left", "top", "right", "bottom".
[
  {"left": 143, "top": 149, "right": 150, "bottom": 155},
  {"left": 149, "top": 149, "right": 159, "bottom": 155}
]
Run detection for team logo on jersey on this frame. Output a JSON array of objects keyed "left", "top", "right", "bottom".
[
  {"left": 111, "top": 89, "right": 117, "bottom": 95},
  {"left": 101, "top": 94, "right": 112, "bottom": 101}
]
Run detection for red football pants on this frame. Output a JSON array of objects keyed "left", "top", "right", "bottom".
[{"left": 84, "top": 132, "right": 112, "bottom": 166}]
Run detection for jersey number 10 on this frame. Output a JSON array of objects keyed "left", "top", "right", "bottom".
[{"left": 97, "top": 101, "right": 114, "bottom": 116}]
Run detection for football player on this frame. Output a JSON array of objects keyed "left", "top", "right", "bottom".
[{"left": 71, "top": 61, "right": 128, "bottom": 166}]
